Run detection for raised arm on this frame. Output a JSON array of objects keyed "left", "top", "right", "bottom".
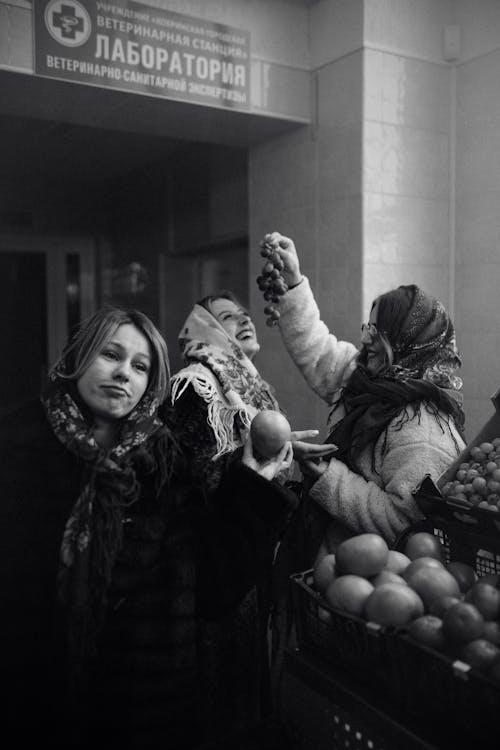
[{"left": 260, "top": 232, "right": 358, "bottom": 404}]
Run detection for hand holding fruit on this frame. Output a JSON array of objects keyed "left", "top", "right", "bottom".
[
  {"left": 257, "top": 231, "right": 302, "bottom": 327},
  {"left": 242, "top": 431, "right": 293, "bottom": 481},
  {"left": 261, "top": 232, "right": 302, "bottom": 288}
]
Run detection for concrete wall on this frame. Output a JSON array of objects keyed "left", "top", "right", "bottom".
[
  {"left": 249, "top": 0, "right": 364, "bottom": 437},
  {"left": 454, "top": 0, "right": 500, "bottom": 436},
  {"left": 363, "top": 0, "right": 453, "bottom": 320}
]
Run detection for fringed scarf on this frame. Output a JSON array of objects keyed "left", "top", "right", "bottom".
[
  {"left": 171, "top": 304, "right": 279, "bottom": 460},
  {"left": 41, "top": 371, "right": 175, "bottom": 690},
  {"left": 328, "top": 285, "right": 465, "bottom": 471}
]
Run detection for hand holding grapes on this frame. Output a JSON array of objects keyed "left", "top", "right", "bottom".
[{"left": 257, "top": 231, "right": 303, "bottom": 326}]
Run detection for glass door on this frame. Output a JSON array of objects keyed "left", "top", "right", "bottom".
[{"left": 0, "top": 234, "right": 96, "bottom": 414}]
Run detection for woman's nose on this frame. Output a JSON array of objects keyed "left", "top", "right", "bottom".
[
  {"left": 114, "top": 360, "right": 131, "bottom": 380},
  {"left": 360, "top": 327, "right": 372, "bottom": 345}
]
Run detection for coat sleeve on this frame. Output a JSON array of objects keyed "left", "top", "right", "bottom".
[
  {"left": 196, "top": 461, "right": 297, "bottom": 618},
  {"left": 278, "top": 277, "right": 359, "bottom": 405},
  {"left": 309, "top": 406, "right": 465, "bottom": 546},
  {"left": 168, "top": 383, "right": 231, "bottom": 494}
]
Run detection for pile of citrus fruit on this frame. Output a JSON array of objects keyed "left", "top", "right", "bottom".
[
  {"left": 441, "top": 438, "right": 500, "bottom": 512},
  {"left": 312, "top": 531, "right": 500, "bottom": 682}
]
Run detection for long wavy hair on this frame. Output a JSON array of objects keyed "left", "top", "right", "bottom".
[{"left": 50, "top": 305, "right": 171, "bottom": 404}]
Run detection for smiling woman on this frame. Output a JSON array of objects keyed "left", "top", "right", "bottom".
[
  {"left": 170, "top": 290, "right": 281, "bottom": 492},
  {"left": 258, "top": 231, "right": 467, "bottom": 554}
]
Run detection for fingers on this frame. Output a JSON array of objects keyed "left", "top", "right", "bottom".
[
  {"left": 264, "top": 231, "right": 291, "bottom": 248},
  {"left": 281, "top": 441, "right": 294, "bottom": 469},
  {"left": 292, "top": 441, "right": 337, "bottom": 461},
  {"left": 290, "top": 429, "right": 320, "bottom": 440}
]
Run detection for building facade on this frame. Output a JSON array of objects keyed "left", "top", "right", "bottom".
[{"left": 1, "top": 0, "right": 500, "bottom": 438}]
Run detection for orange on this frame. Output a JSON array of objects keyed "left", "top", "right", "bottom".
[
  {"left": 442, "top": 601, "right": 485, "bottom": 644},
  {"left": 480, "top": 573, "right": 500, "bottom": 587},
  {"left": 312, "top": 553, "right": 337, "bottom": 594},
  {"left": 465, "top": 581, "right": 500, "bottom": 620},
  {"left": 372, "top": 570, "right": 407, "bottom": 587},
  {"left": 403, "top": 557, "right": 444, "bottom": 582},
  {"left": 336, "top": 533, "right": 389, "bottom": 578},
  {"left": 447, "top": 561, "right": 477, "bottom": 593},
  {"left": 405, "top": 566, "right": 461, "bottom": 611},
  {"left": 429, "top": 595, "right": 461, "bottom": 618},
  {"left": 460, "top": 639, "right": 500, "bottom": 672},
  {"left": 250, "top": 410, "right": 291, "bottom": 459},
  {"left": 482, "top": 620, "right": 500, "bottom": 646},
  {"left": 324, "top": 574, "right": 374, "bottom": 616},
  {"left": 407, "top": 614, "right": 445, "bottom": 651},
  {"left": 404, "top": 531, "right": 443, "bottom": 562},
  {"left": 364, "top": 582, "right": 424, "bottom": 627},
  {"left": 385, "top": 550, "right": 411, "bottom": 575}
]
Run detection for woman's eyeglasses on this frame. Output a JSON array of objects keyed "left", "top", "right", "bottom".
[{"left": 361, "top": 322, "right": 378, "bottom": 337}]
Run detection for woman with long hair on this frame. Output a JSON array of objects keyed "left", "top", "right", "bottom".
[{"left": 0, "top": 304, "right": 295, "bottom": 749}]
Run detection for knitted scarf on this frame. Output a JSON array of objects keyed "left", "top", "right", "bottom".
[
  {"left": 41, "top": 372, "right": 172, "bottom": 689},
  {"left": 328, "top": 285, "right": 465, "bottom": 471},
  {"left": 171, "top": 303, "right": 279, "bottom": 460}
]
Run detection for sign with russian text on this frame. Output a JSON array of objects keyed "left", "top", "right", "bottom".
[{"left": 33, "top": 0, "right": 250, "bottom": 110}]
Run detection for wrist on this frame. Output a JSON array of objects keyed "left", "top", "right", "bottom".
[{"left": 287, "top": 275, "right": 303, "bottom": 290}]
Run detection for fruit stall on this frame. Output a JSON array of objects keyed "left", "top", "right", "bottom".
[{"left": 278, "top": 393, "right": 500, "bottom": 750}]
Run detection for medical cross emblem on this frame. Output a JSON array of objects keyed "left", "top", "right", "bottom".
[
  {"left": 52, "top": 4, "right": 84, "bottom": 40},
  {"left": 44, "top": 0, "right": 91, "bottom": 47}
]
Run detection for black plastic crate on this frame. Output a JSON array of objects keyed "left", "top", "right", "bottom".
[
  {"left": 408, "top": 475, "right": 500, "bottom": 575},
  {"left": 280, "top": 649, "right": 438, "bottom": 750},
  {"left": 393, "top": 632, "right": 500, "bottom": 749},
  {"left": 290, "top": 570, "right": 398, "bottom": 695}
]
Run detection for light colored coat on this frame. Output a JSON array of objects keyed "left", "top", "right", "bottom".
[{"left": 279, "top": 277, "right": 465, "bottom": 549}]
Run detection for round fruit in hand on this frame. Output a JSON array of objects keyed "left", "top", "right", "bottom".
[
  {"left": 250, "top": 410, "right": 291, "bottom": 459},
  {"left": 404, "top": 531, "right": 443, "bottom": 561}
]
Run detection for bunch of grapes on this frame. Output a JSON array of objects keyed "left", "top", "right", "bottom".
[{"left": 256, "top": 240, "right": 288, "bottom": 326}]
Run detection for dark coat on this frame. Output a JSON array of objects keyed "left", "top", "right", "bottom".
[{"left": 0, "top": 400, "right": 294, "bottom": 749}]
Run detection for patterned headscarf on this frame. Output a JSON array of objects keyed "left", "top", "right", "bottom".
[
  {"left": 375, "top": 284, "right": 463, "bottom": 389},
  {"left": 171, "top": 303, "right": 279, "bottom": 459},
  {"left": 329, "top": 285, "right": 465, "bottom": 470},
  {"left": 41, "top": 370, "right": 174, "bottom": 688}
]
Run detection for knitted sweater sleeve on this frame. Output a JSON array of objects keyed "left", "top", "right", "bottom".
[
  {"left": 309, "top": 406, "right": 465, "bottom": 546},
  {"left": 278, "top": 277, "right": 359, "bottom": 405}
]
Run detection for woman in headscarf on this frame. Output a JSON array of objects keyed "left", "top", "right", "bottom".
[
  {"left": 258, "top": 231, "right": 466, "bottom": 559},
  {"left": 169, "top": 291, "right": 333, "bottom": 748},
  {"left": 0, "top": 305, "right": 296, "bottom": 750},
  {"left": 170, "top": 291, "right": 333, "bottom": 493}
]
